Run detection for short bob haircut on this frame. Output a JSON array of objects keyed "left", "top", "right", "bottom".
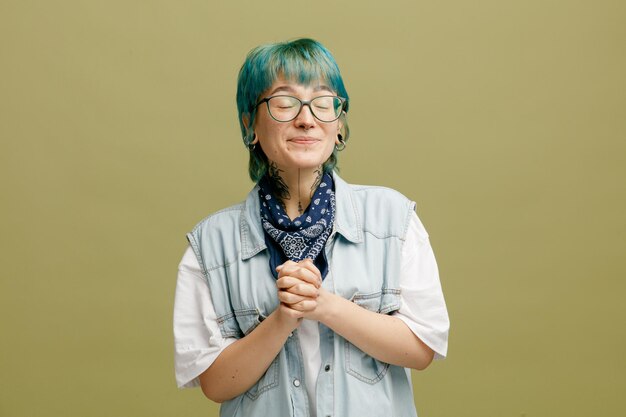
[{"left": 236, "top": 38, "right": 350, "bottom": 183}]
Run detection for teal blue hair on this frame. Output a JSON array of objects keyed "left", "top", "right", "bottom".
[{"left": 236, "top": 38, "right": 350, "bottom": 182}]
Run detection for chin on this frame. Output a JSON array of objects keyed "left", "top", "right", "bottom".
[{"left": 284, "top": 158, "right": 326, "bottom": 171}]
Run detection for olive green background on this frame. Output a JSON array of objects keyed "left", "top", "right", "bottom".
[{"left": 1, "top": 1, "right": 624, "bottom": 416}]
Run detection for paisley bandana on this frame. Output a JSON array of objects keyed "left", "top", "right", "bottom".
[{"left": 258, "top": 172, "right": 335, "bottom": 279}]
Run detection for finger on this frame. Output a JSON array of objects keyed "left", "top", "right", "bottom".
[
  {"left": 279, "top": 303, "right": 304, "bottom": 319},
  {"left": 277, "top": 278, "right": 319, "bottom": 297},
  {"left": 278, "top": 291, "right": 310, "bottom": 305},
  {"left": 276, "top": 276, "right": 303, "bottom": 290},
  {"left": 276, "top": 260, "right": 298, "bottom": 274},
  {"left": 285, "top": 282, "right": 319, "bottom": 298},
  {"left": 279, "top": 264, "right": 320, "bottom": 288},
  {"left": 298, "top": 259, "right": 323, "bottom": 285},
  {"left": 287, "top": 299, "right": 318, "bottom": 312}
]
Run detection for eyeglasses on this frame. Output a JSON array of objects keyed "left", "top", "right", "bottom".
[{"left": 256, "top": 95, "right": 347, "bottom": 123}]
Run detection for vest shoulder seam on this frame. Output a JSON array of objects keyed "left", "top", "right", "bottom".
[
  {"left": 361, "top": 229, "right": 405, "bottom": 240},
  {"left": 348, "top": 184, "right": 416, "bottom": 242},
  {"left": 205, "top": 256, "right": 240, "bottom": 273}
]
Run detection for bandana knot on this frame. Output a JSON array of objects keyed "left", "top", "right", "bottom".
[{"left": 258, "top": 172, "right": 336, "bottom": 279}]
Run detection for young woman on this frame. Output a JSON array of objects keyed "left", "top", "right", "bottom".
[{"left": 174, "top": 38, "right": 449, "bottom": 417}]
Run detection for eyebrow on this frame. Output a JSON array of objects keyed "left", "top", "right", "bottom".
[{"left": 268, "top": 84, "right": 335, "bottom": 96}]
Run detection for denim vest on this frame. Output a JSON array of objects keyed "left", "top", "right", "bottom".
[{"left": 187, "top": 173, "right": 418, "bottom": 417}]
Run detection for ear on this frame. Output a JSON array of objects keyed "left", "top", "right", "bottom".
[
  {"left": 335, "top": 114, "right": 344, "bottom": 144},
  {"left": 242, "top": 114, "right": 259, "bottom": 144}
]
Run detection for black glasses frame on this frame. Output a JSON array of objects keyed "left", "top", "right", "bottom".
[{"left": 255, "top": 95, "right": 347, "bottom": 123}]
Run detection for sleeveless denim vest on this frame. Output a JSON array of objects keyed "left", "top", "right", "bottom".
[{"left": 187, "top": 173, "right": 418, "bottom": 417}]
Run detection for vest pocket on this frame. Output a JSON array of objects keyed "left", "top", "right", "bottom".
[
  {"left": 351, "top": 289, "right": 402, "bottom": 314},
  {"left": 345, "top": 289, "right": 401, "bottom": 384},
  {"left": 234, "top": 308, "right": 263, "bottom": 336},
  {"left": 245, "top": 355, "right": 280, "bottom": 400},
  {"left": 216, "top": 308, "right": 266, "bottom": 338},
  {"left": 345, "top": 340, "right": 390, "bottom": 384}
]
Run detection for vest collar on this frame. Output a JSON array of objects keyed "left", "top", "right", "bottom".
[
  {"left": 240, "top": 171, "right": 363, "bottom": 260},
  {"left": 332, "top": 172, "right": 364, "bottom": 244}
]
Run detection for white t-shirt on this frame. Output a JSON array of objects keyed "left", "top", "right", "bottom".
[{"left": 174, "top": 211, "right": 449, "bottom": 411}]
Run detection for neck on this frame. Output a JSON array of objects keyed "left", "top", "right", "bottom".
[{"left": 267, "top": 162, "right": 323, "bottom": 220}]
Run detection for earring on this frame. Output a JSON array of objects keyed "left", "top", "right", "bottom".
[
  {"left": 335, "top": 133, "right": 346, "bottom": 151},
  {"left": 247, "top": 133, "right": 256, "bottom": 151}
]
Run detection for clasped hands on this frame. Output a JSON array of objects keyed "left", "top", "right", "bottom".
[{"left": 275, "top": 259, "right": 331, "bottom": 322}]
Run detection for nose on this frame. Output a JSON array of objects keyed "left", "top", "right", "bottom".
[{"left": 294, "top": 103, "right": 316, "bottom": 129}]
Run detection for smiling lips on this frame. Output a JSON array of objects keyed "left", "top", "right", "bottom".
[{"left": 289, "top": 137, "right": 320, "bottom": 145}]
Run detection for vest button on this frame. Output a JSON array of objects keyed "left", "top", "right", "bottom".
[
  {"left": 324, "top": 364, "right": 331, "bottom": 372},
  {"left": 293, "top": 379, "right": 301, "bottom": 387}
]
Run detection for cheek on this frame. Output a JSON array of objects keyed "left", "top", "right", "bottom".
[
  {"left": 326, "top": 124, "right": 340, "bottom": 143},
  {"left": 322, "top": 132, "right": 338, "bottom": 156},
  {"left": 256, "top": 124, "right": 284, "bottom": 154},
  {"left": 259, "top": 140, "right": 280, "bottom": 159}
]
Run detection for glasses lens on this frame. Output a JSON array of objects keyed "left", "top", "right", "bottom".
[
  {"left": 267, "top": 96, "right": 300, "bottom": 122},
  {"left": 311, "top": 96, "right": 343, "bottom": 122},
  {"left": 266, "top": 96, "right": 344, "bottom": 122}
]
